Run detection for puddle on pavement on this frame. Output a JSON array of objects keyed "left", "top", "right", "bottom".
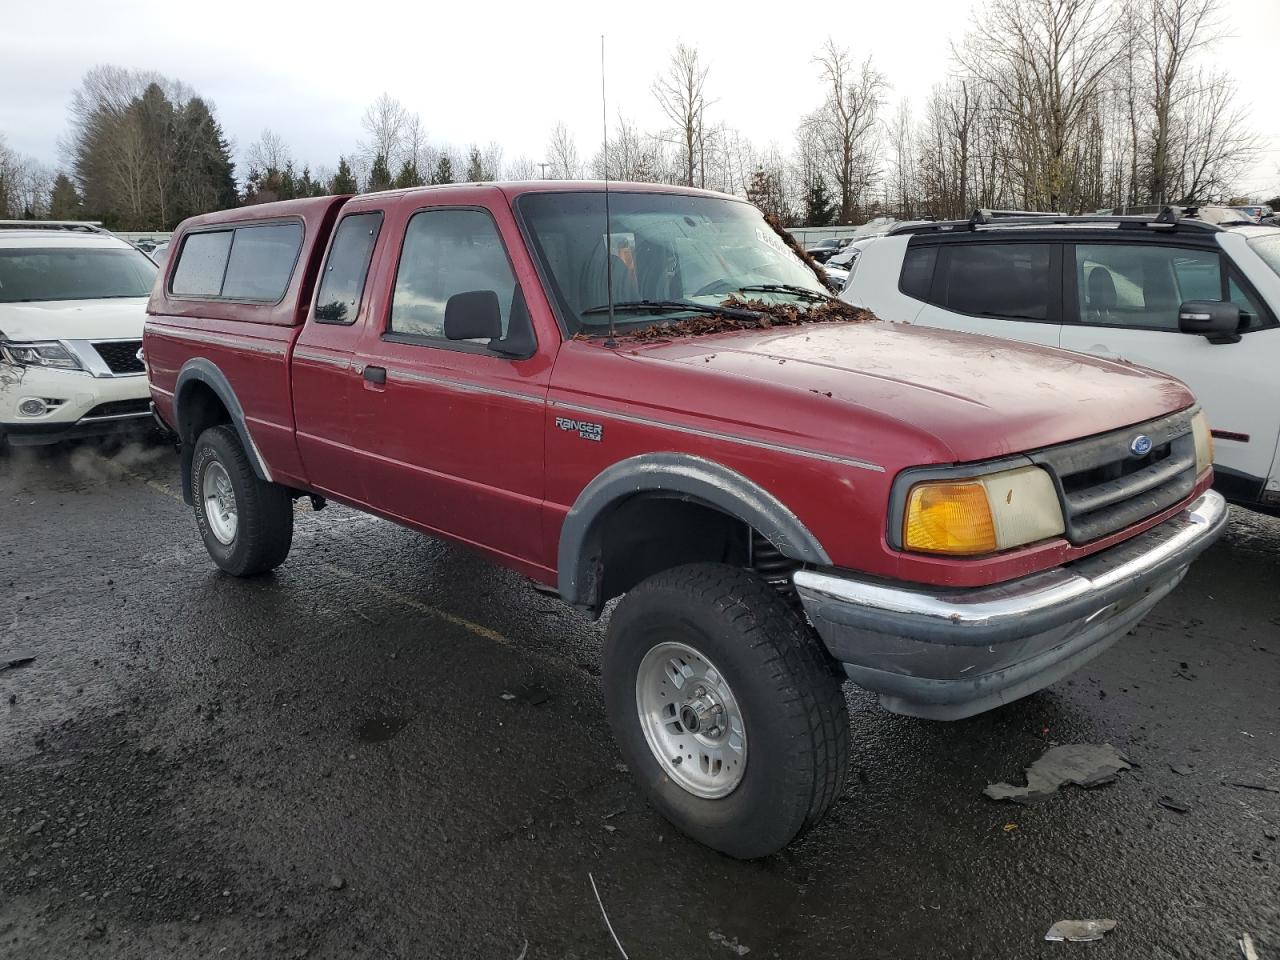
[{"left": 354, "top": 713, "right": 410, "bottom": 743}]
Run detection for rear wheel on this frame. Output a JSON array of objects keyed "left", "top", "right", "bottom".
[
  {"left": 603, "top": 563, "right": 849, "bottom": 859},
  {"left": 191, "top": 425, "right": 293, "bottom": 576}
]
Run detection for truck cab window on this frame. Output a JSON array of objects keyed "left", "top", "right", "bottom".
[
  {"left": 314, "top": 212, "right": 383, "bottom": 324},
  {"left": 389, "top": 209, "right": 516, "bottom": 342}
]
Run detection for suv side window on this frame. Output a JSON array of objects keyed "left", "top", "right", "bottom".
[
  {"left": 936, "top": 243, "right": 1052, "bottom": 321},
  {"left": 389, "top": 208, "right": 517, "bottom": 344},
  {"left": 1074, "top": 243, "right": 1267, "bottom": 332},
  {"left": 314, "top": 212, "right": 383, "bottom": 324},
  {"left": 898, "top": 245, "right": 937, "bottom": 300}
]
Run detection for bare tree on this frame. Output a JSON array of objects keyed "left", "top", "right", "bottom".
[
  {"left": 0, "top": 134, "right": 55, "bottom": 218},
  {"left": 652, "top": 43, "right": 712, "bottom": 188},
  {"left": 955, "top": 0, "right": 1123, "bottom": 212},
  {"left": 546, "top": 122, "right": 581, "bottom": 180},
  {"left": 504, "top": 155, "right": 539, "bottom": 180},
  {"left": 360, "top": 93, "right": 410, "bottom": 170},
  {"left": 804, "top": 40, "right": 887, "bottom": 223},
  {"left": 592, "top": 114, "right": 663, "bottom": 182},
  {"left": 1129, "top": 0, "right": 1219, "bottom": 204},
  {"left": 245, "top": 129, "right": 291, "bottom": 177}
]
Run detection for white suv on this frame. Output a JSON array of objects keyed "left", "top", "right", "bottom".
[
  {"left": 1, "top": 222, "right": 158, "bottom": 446},
  {"left": 843, "top": 210, "right": 1280, "bottom": 513}
]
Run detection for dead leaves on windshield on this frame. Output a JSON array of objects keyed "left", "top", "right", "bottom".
[{"left": 625, "top": 297, "right": 877, "bottom": 342}]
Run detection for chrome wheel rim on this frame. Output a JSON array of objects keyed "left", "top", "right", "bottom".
[
  {"left": 201, "top": 460, "right": 237, "bottom": 545},
  {"left": 635, "top": 640, "right": 747, "bottom": 799}
]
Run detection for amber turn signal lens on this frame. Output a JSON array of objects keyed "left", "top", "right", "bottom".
[{"left": 903, "top": 481, "right": 997, "bottom": 555}]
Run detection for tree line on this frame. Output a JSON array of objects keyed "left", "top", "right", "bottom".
[{"left": 1, "top": 0, "right": 1270, "bottom": 230}]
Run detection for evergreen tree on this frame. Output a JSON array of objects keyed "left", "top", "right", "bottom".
[
  {"left": 48, "top": 174, "right": 82, "bottom": 219},
  {"left": 393, "top": 159, "right": 422, "bottom": 189},
  {"left": 366, "top": 153, "right": 393, "bottom": 193},
  {"left": 466, "top": 146, "right": 484, "bottom": 183},
  {"left": 430, "top": 154, "right": 454, "bottom": 185},
  {"left": 330, "top": 157, "right": 358, "bottom": 194},
  {"left": 802, "top": 178, "right": 835, "bottom": 227}
]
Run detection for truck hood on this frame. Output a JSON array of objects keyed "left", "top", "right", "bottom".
[
  {"left": 0, "top": 298, "right": 149, "bottom": 342},
  {"left": 626, "top": 320, "right": 1194, "bottom": 463}
]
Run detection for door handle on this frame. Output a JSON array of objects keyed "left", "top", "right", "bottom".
[{"left": 362, "top": 365, "right": 387, "bottom": 385}]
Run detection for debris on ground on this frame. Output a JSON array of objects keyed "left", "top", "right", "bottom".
[
  {"left": 499, "top": 692, "right": 517, "bottom": 701},
  {"left": 327, "top": 874, "right": 345, "bottom": 891},
  {"left": 1044, "top": 919, "right": 1117, "bottom": 942},
  {"left": 709, "top": 930, "right": 752, "bottom": 955},
  {"left": 1225, "top": 781, "right": 1280, "bottom": 794},
  {"left": 589, "top": 873, "right": 628, "bottom": 959},
  {"left": 1157, "top": 795, "right": 1192, "bottom": 813},
  {"left": 1, "top": 655, "right": 36, "bottom": 672},
  {"left": 984, "top": 744, "right": 1132, "bottom": 803},
  {"left": 1239, "top": 932, "right": 1259, "bottom": 960}
]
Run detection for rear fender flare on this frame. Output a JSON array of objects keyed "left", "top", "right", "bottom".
[
  {"left": 173, "top": 359, "right": 271, "bottom": 503},
  {"left": 557, "top": 452, "right": 831, "bottom": 610}
]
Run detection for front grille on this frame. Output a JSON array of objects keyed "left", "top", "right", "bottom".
[
  {"left": 82, "top": 398, "right": 150, "bottom": 420},
  {"left": 1031, "top": 409, "right": 1198, "bottom": 544},
  {"left": 92, "top": 340, "right": 144, "bottom": 375}
]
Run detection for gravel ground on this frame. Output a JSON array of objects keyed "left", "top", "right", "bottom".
[{"left": 1, "top": 438, "right": 1277, "bottom": 959}]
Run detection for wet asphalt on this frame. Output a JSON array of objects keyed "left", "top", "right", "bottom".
[{"left": 0, "top": 438, "right": 1277, "bottom": 960}]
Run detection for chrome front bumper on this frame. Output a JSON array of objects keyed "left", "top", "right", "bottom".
[{"left": 794, "top": 490, "right": 1228, "bottom": 721}]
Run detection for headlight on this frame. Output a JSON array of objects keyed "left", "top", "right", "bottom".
[
  {"left": 903, "top": 465, "right": 1065, "bottom": 556},
  {"left": 0, "top": 340, "right": 82, "bottom": 370},
  {"left": 1190, "top": 411, "right": 1213, "bottom": 476}
]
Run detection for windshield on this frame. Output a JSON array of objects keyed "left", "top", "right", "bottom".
[
  {"left": 1247, "top": 234, "right": 1280, "bottom": 280},
  {"left": 0, "top": 247, "right": 158, "bottom": 303},
  {"left": 517, "top": 191, "right": 828, "bottom": 334}
]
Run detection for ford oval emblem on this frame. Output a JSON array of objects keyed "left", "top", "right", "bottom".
[{"left": 1130, "top": 434, "right": 1153, "bottom": 457}]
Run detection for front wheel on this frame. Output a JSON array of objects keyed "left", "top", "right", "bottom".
[
  {"left": 191, "top": 425, "right": 293, "bottom": 576},
  {"left": 603, "top": 563, "right": 849, "bottom": 859}
]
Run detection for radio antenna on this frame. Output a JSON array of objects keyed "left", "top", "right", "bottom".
[{"left": 601, "top": 33, "right": 617, "bottom": 348}]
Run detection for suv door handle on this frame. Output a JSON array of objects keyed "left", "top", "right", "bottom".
[{"left": 362, "top": 365, "right": 387, "bottom": 385}]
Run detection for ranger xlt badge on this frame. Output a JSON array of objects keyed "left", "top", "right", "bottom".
[{"left": 555, "top": 416, "right": 603, "bottom": 442}]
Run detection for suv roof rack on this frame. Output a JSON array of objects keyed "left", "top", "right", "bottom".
[
  {"left": 0, "top": 220, "right": 107, "bottom": 234},
  {"left": 888, "top": 206, "right": 1222, "bottom": 236}
]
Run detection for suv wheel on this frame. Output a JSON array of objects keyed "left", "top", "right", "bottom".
[
  {"left": 191, "top": 425, "right": 293, "bottom": 576},
  {"left": 603, "top": 563, "right": 849, "bottom": 858}
]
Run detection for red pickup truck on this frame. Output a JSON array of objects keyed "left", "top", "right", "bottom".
[{"left": 144, "top": 182, "right": 1226, "bottom": 858}]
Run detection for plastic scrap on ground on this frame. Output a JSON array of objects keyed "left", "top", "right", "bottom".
[
  {"left": 984, "top": 744, "right": 1132, "bottom": 804},
  {"left": 1045, "top": 920, "right": 1117, "bottom": 943}
]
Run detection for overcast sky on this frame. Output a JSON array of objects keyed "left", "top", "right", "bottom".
[{"left": 3, "top": 0, "right": 1277, "bottom": 197}]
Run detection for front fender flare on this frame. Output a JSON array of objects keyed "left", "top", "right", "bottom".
[{"left": 557, "top": 452, "right": 831, "bottom": 610}]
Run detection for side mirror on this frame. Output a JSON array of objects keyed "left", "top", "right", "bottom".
[
  {"left": 444, "top": 290, "right": 502, "bottom": 342},
  {"left": 1178, "top": 300, "right": 1242, "bottom": 344}
]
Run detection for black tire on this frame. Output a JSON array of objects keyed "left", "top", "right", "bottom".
[
  {"left": 190, "top": 425, "right": 293, "bottom": 576},
  {"left": 603, "top": 563, "right": 849, "bottom": 859}
]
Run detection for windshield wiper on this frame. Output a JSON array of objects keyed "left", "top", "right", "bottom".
[
  {"left": 581, "top": 299, "right": 760, "bottom": 320},
  {"left": 735, "top": 283, "right": 834, "bottom": 303}
]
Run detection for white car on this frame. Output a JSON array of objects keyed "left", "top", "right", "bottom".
[
  {"left": 1, "top": 222, "right": 158, "bottom": 446},
  {"left": 822, "top": 236, "right": 881, "bottom": 290},
  {"left": 843, "top": 209, "right": 1280, "bottom": 513}
]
